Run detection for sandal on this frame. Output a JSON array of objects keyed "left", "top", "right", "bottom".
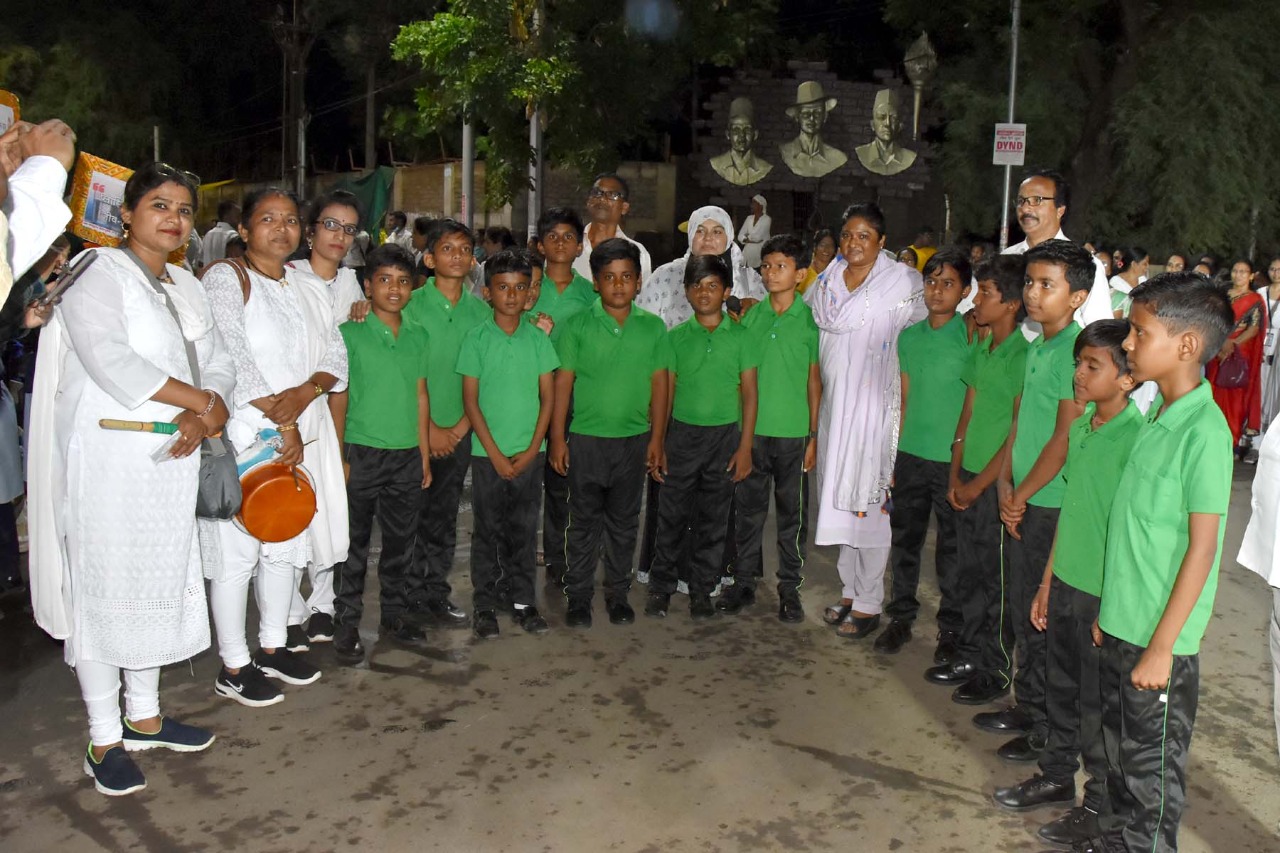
[
  {"left": 836, "top": 612, "right": 881, "bottom": 640},
  {"left": 823, "top": 601, "right": 853, "bottom": 625}
]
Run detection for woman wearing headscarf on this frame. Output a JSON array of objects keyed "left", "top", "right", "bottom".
[{"left": 737, "top": 195, "right": 772, "bottom": 271}]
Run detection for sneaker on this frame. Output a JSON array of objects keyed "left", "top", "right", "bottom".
[
  {"left": 512, "top": 605, "right": 550, "bottom": 634},
  {"left": 644, "top": 591, "right": 670, "bottom": 618},
  {"left": 83, "top": 744, "right": 146, "bottom": 796},
  {"left": 285, "top": 624, "right": 310, "bottom": 653},
  {"left": 122, "top": 716, "right": 215, "bottom": 753},
  {"left": 215, "top": 663, "right": 284, "bottom": 707},
  {"left": 636, "top": 570, "right": 650, "bottom": 585},
  {"left": 474, "top": 609, "right": 500, "bottom": 639},
  {"left": 254, "top": 648, "right": 321, "bottom": 686},
  {"left": 305, "top": 612, "right": 335, "bottom": 643},
  {"left": 334, "top": 623, "right": 365, "bottom": 665}
]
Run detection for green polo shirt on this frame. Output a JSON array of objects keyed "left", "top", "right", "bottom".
[
  {"left": 898, "top": 315, "right": 972, "bottom": 462},
  {"left": 532, "top": 271, "right": 596, "bottom": 325},
  {"left": 557, "top": 301, "right": 672, "bottom": 438},
  {"left": 960, "top": 331, "right": 1028, "bottom": 473},
  {"left": 1052, "top": 402, "right": 1143, "bottom": 596},
  {"left": 402, "top": 278, "right": 490, "bottom": 428},
  {"left": 740, "top": 295, "right": 819, "bottom": 439},
  {"left": 339, "top": 315, "right": 430, "bottom": 450},
  {"left": 1012, "top": 322, "right": 1081, "bottom": 508},
  {"left": 1099, "top": 381, "right": 1232, "bottom": 654},
  {"left": 669, "top": 316, "right": 758, "bottom": 427},
  {"left": 456, "top": 318, "right": 560, "bottom": 457}
]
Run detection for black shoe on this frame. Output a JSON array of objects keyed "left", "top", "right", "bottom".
[
  {"left": 382, "top": 616, "right": 427, "bottom": 646},
  {"left": 715, "top": 584, "right": 755, "bottom": 615},
  {"left": 255, "top": 648, "right": 322, "bottom": 686},
  {"left": 513, "top": 605, "right": 550, "bottom": 634},
  {"left": 924, "top": 660, "right": 976, "bottom": 685},
  {"left": 473, "top": 609, "right": 500, "bottom": 639},
  {"left": 565, "top": 599, "right": 592, "bottom": 628},
  {"left": 689, "top": 595, "right": 716, "bottom": 620},
  {"left": 973, "top": 704, "right": 1032, "bottom": 734},
  {"left": 305, "top": 612, "right": 334, "bottom": 643},
  {"left": 1039, "top": 806, "right": 1101, "bottom": 845},
  {"left": 873, "top": 619, "right": 912, "bottom": 654},
  {"left": 993, "top": 774, "right": 1076, "bottom": 810},
  {"left": 644, "top": 592, "right": 670, "bottom": 618},
  {"left": 284, "top": 624, "right": 310, "bottom": 653},
  {"left": 606, "top": 600, "right": 635, "bottom": 625},
  {"left": 933, "top": 630, "right": 960, "bottom": 664},
  {"left": 333, "top": 623, "right": 365, "bottom": 664},
  {"left": 413, "top": 597, "right": 469, "bottom": 628},
  {"left": 1058, "top": 832, "right": 1125, "bottom": 853},
  {"left": 998, "top": 733, "right": 1046, "bottom": 763},
  {"left": 214, "top": 663, "right": 284, "bottom": 707},
  {"left": 778, "top": 593, "right": 804, "bottom": 623},
  {"left": 952, "top": 673, "right": 1011, "bottom": 705}
]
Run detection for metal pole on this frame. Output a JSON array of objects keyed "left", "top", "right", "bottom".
[
  {"left": 527, "top": 109, "right": 542, "bottom": 242},
  {"left": 998, "top": 0, "right": 1022, "bottom": 251},
  {"left": 461, "top": 117, "right": 474, "bottom": 229},
  {"left": 281, "top": 52, "right": 288, "bottom": 183},
  {"left": 153, "top": 126, "right": 160, "bottom": 162},
  {"left": 297, "top": 116, "right": 307, "bottom": 197}
]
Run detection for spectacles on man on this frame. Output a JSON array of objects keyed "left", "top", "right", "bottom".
[
  {"left": 588, "top": 187, "right": 625, "bottom": 202},
  {"left": 1015, "top": 195, "right": 1056, "bottom": 208},
  {"left": 319, "top": 218, "right": 359, "bottom": 237}
]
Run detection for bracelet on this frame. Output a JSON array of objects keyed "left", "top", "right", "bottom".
[
  {"left": 278, "top": 423, "right": 299, "bottom": 433},
  {"left": 197, "top": 390, "right": 217, "bottom": 418},
  {"left": 312, "top": 382, "right": 325, "bottom": 398},
  {"left": 953, "top": 437, "right": 965, "bottom": 444}
]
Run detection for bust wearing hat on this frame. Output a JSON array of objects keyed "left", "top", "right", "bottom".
[
  {"left": 779, "top": 81, "right": 847, "bottom": 179},
  {"left": 710, "top": 97, "right": 774, "bottom": 186},
  {"left": 855, "top": 88, "right": 917, "bottom": 176}
]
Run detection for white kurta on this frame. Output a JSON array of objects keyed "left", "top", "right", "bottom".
[
  {"left": 201, "top": 263, "right": 350, "bottom": 571},
  {"left": 4, "top": 154, "right": 72, "bottom": 283},
  {"left": 30, "top": 249, "right": 234, "bottom": 667},
  {"left": 737, "top": 213, "right": 772, "bottom": 269},
  {"left": 287, "top": 258, "right": 365, "bottom": 326}
]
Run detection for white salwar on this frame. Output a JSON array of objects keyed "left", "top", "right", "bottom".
[
  {"left": 1236, "top": 423, "right": 1280, "bottom": 758},
  {"left": 201, "top": 263, "right": 348, "bottom": 667},
  {"left": 28, "top": 248, "right": 234, "bottom": 745},
  {"left": 805, "top": 252, "right": 925, "bottom": 614}
]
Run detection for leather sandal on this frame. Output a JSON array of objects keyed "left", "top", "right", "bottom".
[
  {"left": 823, "top": 601, "right": 853, "bottom": 625},
  {"left": 836, "top": 612, "right": 881, "bottom": 640}
]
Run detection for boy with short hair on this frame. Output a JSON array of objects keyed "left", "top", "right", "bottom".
[
  {"left": 329, "top": 245, "right": 432, "bottom": 663},
  {"left": 926, "top": 256, "right": 1028, "bottom": 701},
  {"left": 402, "top": 219, "right": 490, "bottom": 628},
  {"left": 991, "top": 320, "right": 1141, "bottom": 846},
  {"left": 457, "top": 250, "right": 560, "bottom": 638},
  {"left": 719, "top": 234, "right": 819, "bottom": 623},
  {"left": 1088, "top": 274, "right": 1233, "bottom": 852},
  {"left": 981, "top": 240, "right": 1093, "bottom": 762},
  {"left": 551, "top": 238, "right": 671, "bottom": 628},
  {"left": 645, "top": 253, "right": 758, "bottom": 620},
  {"left": 875, "top": 248, "right": 973, "bottom": 656}
]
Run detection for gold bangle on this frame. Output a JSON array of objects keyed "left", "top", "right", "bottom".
[
  {"left": 312, "top": 382, "right": 324, "bottom": 398},
  {"left": 278, "top": 423, "right": 299, "bottom": 433}
]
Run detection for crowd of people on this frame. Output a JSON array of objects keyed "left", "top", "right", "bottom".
[{"left": 2, "top": 116, "right": 1278, "bottom": 853}]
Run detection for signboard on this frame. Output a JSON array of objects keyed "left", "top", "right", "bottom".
[
  {"left": 69, "top": 152, "right": 187, "bottom": 263},
  {"left": 0, "top": 90, "right": 19, "bottom": 134},
  {"left": 993, "top": 123, "right": 1027, "bottom": 166}
]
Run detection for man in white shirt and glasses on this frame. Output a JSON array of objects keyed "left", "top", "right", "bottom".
[{"left": 571, "top": 173, "right": 652, "bottom": 284}]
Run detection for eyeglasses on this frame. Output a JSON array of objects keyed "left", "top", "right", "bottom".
[
  {"left": 588, "top": 188, "right": 625, "bottom": 202},
  {"left": 1015, "top": 195, "right": 1056, "bottom": 208},
  {"left": 319, "top": 218, "right": 359, "bottom": 237},
  {"left": 156, "top": 162, "right": 202, "bottom": 188}
]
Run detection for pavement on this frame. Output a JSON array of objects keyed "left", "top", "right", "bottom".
[{"left": 1, "top": 466, "right": 1278, "bottom": 852}]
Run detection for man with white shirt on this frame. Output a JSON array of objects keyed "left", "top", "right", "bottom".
[
  {"left": 571, "top": 173, "right": 652, "bottom": 283},
  {"left": 201, "top": 201, "right": 240, "bottom": 268}
]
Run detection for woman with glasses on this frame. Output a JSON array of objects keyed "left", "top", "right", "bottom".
[
  {"left": 201, "top": 187, "right": 349, "bottom": 709},
  {"left": 29, "top": 163, "right": 234, "bottom": 795}
]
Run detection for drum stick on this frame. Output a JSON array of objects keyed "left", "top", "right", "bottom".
[{"left": 99, "top": 419, "right": 179, "bottom": 434}]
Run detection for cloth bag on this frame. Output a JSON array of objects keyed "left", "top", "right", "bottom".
[
  {"left": 1214, "top": 350, "right": 1250, "bottom": 390},
  {"left": 122, "top": 249, "right": 241, "bottom": 519}
]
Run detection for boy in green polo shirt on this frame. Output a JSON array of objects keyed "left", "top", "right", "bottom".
[
  {"left": 982, "top": 240, "right": 1092, "bottom": 762},
  {"left": 926, "top": 256, "right": 1028, "bottom": 705},
  {"left": 992, "top": 320, "right": 1140, "bottom": 845},
  {"left": 458, "top": 250, "right": 560, "bottom": 639},
  {"left": 329, "top": 245, "right": 432, "bottom": 663},
  {"left": 645, "top": 253, "right": 758, "bottom": 621},
  {"left": 876, "top": 248, "right": 973, "bottom": 657},
  {"left": 1089, "top": 274, "right": 1233, "bottom": 852},
  {"left": 718, "top": 234, "right": 818, "bottom": 624},
  {"left": 550, "top": 238, "right": 671, "bottom": 628}
]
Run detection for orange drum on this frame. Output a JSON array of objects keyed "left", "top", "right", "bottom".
[{"left": 236, "top": 461, "right": 317, "bottom": 543}]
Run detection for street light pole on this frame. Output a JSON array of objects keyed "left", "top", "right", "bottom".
[{"left": 998, "top": 0, "right": 1022, "bottom": 251}]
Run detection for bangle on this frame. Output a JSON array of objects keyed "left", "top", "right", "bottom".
[
  {"left": 278, "top": 423, "right": 299, "bottom": 433},
  {"left": 198, "top": 390, "right": 217, "bottom": 418},
  {"left": 953, "top": 437, "right": 965, "bottom": 444},
  {"left": 312, "top": 382, "right": 325, "bottom": 398}
]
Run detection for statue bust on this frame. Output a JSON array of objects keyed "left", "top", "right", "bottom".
[
  {"left": 779, "top": 82, "right": 847, "bottom": 179},
  {"left": 855, "top": 89, "right": 918, "bottom": 176},
  {"left": 709, "top": 97, "right": 773, "bottom": 186}
]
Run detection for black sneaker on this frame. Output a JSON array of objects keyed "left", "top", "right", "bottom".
[
  {"left": 382, "top": 617, "right": 426, "bottom": 646},
  {"left": 715, "top": 584, "right": 755, "bottom": 615},
  {"left": 333, "top": 623, "right": 365, "bottom": 665},
  {"left": 513, "top": 606, "right": 550, "bottom": 634},
  {"left": 122, "top": 716, "right": 215, "bottom": 753},
  {"left": 414, "top": 597, "right": 469, "bottom": 628},
  {"left": 565, "top": 599, "right": 592, "bottom": 628},
  {"left": 305, "top": 612, "right": 335, "bottom": 643},
  {"left": 644, "top": 592, "right": 670, "bottom": 618},
  {"left": 215, "top": 663, "right": 284, "bottom": 707},
  {"left": 689, "top": 595, "right": 716, "bottom": 620},
  {"left": 474, "top": 609, "right": 500, "bottom": 639},
  {"left": 254, "top": 648, "right": 321, "bottom": 686},
  {"left": 285, "top": 624, "right": 310, "bottom": 653},
  {"left": 83, "top": 744, "right": 146, "bottom": 796}
]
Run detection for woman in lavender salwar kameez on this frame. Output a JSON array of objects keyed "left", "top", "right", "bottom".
[{"left": 805, "top": 204, "right": 924, "bottom": 639}]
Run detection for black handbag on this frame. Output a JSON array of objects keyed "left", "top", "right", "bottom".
[{"left": 123, "top": 249, "right": 242, "bottom": 519}]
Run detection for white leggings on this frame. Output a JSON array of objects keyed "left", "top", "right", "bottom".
[
  {"left": 836, "top": 544, "right": 890, "bottom": 615},
  {"left": 76, "top": 659, "right": 160, "bottom": 747},
  {"left": 209, "top": 523, "right": 297, "bottom": 669}
]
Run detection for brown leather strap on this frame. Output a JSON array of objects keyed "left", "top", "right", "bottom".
[{"left": 204, "top": 258, "right": 252, "bottom": 304}]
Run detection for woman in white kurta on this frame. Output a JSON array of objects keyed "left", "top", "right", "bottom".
[
  {"left": 29, "top": 164, "right": 234, "bottom": 795},
  {"left": 805, "top": 203, "right": 924, "bottom": 640},
  {"left": 202, "top": 188, "right": 348, "bottom": 708},
  {"left": 280, "top": 189, "right": 364, "bottom": 642}
]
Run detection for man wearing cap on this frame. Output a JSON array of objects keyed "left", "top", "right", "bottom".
[
  {"left": 737, "top": 195, "right": 772, "bottom": 270},
  {"left": 710, "top": 97, "right": 773, "bottom": 186},
  {"left": 779, "top": 82, "right": 847, "bottom": 179},
  {"left": 855, "top": 89, "right": 918, "bottom": 177}
]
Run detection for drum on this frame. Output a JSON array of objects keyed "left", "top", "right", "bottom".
[{"left": 236, "top": 459, "right": 317, "bottom": 543}]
